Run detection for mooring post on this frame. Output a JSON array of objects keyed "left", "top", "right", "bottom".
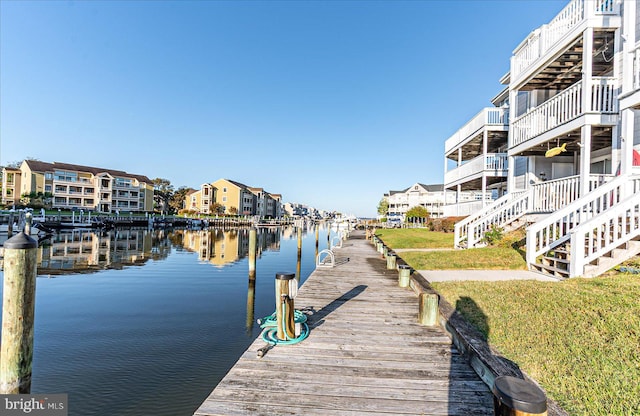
[
  {"left": 327, "top": 228, "right": 331, "bottom": 249},
  {"left": 24, "top": 212, "right": 32, "bottom": 235},
  {"left": 275, "top": 272, "right": 296, "bottom": 340},
  {"left": 0, "top": 231, "right": 38, "bottom": 394},
  {"left": 7, "top": 212, "right": 15, "bottom": 236},
  {"left": 492, "top": 376, "right": 548, "bottom": 416},
  {"left": 386, "top": 251, "right": 397, "bottom": 270},
  {"left": 398, "top": 264, "right": 411, "bottom": 288},
  {"left": 418, "top": 292, "right": 439, "bottom": 326},
  {"left": 248, "top": 228, "right": 257, "bottom": 280},
  {"left": 315, "top": 225, "right": 319, "bottom": 250},
  {"left": 297, "top": 226, "right": 302, "bottom": 258}
]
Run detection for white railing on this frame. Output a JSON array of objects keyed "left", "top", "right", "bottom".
[
  {"left": 444, "top": 108, "right": 508, "bottom": 153},
  {"left": 455, "top": 175, "right": 609, "bottom": 248},
  {"left": 511, "top": 78, "right": 617, "bottom": 147},
  {"left": 526, "top": 174, "right": 640, "bottom": 267},
  {"left": 445, "top": 153, "right": 508, "bottom": 184},
  {"left": 444, "top": 200, "right": 493, "bottom": 218},
  {"left": 454, "top": 191, "right": 527, "bottom": 248},
  {"left": 570, "top": 190, "right": 640, "bottom": 277},
  {"left": 512, "top": 0, "right": 618, "bottom": 80}
]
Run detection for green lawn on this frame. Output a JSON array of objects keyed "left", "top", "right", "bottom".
[
  {"left": 375, "top": 228, "right": 639, "bottom": 415},
  {"left": 399, "top": 247, "right": 527, "bottom": 270},
  {"left": 374, "top": 228, "right": 454, "bottom": 249},
  {"left": 431, "top": 275, "right": 640, "bottom": 416}
]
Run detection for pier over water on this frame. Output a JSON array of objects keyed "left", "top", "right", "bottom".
[{"left": 194, "top": 230, "right": 492, "bottom": 415}]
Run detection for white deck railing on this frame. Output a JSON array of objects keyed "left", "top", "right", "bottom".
[
  {"left": 525, "top": 174, "right": 639, "bottom": 268},
  {"left": 445, "top": 153, "right": 508, "bottom": 185},
  {"left": 511, "top": 77, "right": 617, "bottom": 148},
  {"left": 444, "top": 108, "right": 508, "bottom": 154},
  {"left": 512, "top": 0, "right": 618, "bottom": 80},
  {"left": 444, "top": 200, "right": 493, "bottom": 218},
  {"left": 570, "top": 186, "right": 640, "bottom": 277}
]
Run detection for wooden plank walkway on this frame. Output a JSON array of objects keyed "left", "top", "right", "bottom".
[{"left": 194, "top": 231, "right": 493, "bottom": 415}]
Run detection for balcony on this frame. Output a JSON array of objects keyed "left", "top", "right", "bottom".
[
  {"left": 444, "top": 108, "right": 508, "bottom": 154},
  {"left": 445, "top": 153, "right": 508, "bottom": 186},
  {"left": 510, "top": 77, "right": 617, "bottom": 148},
  {"left": 511, "top": 0, "right": 619, "bottom": 84}
]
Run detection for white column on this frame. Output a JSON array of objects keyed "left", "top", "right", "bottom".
[
  {"left": 583, "top": 27, "right": 594, "bottom": 113},
  {"left": 621, "top": 108, "right": 634, "bottom": 176},
  {"left": 580, "top": 124, "right": 593, "bottom": 196}
]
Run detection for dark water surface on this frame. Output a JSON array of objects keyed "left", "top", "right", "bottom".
[{"left": 0, "top": 225, "right": 332, "bottom": 415}]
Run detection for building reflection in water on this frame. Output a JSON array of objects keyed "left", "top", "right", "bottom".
[
  {"left": 177, "top": 227, "right": 282, "bottom": 267},
  {"left": 33, "top": 229, "right": 171, "bottom": 275}
]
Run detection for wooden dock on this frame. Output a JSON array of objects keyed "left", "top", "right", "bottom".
[{"left": 194, "top": 231, "right": 493, "bottom": 415}]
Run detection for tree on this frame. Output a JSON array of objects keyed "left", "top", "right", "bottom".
[
  {"left": 405, "top": 206, "right": 430, "bottom": 224},
  {"left": 211, "top": 202, "right": 225, "bottom": 215},
  {"left": 152, "top": 178, "right": 174, "bottom": 214},
  {"left": 169, "top": 186, "right": 194, "bottom": 214},
  {"left": 21, "top": 191, "right": 53, "bottom": 209},
  {"left": 377, "top": 198, "right": 389, "bottom": 216},
  {"left": 228, "top": 206, "right": 238, "bottom": 215}
]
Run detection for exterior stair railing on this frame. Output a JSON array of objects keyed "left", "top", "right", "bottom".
[
  {"left": 454, "top": 175, "right": 604, "bottom": 249},
  {"left": 570, "top": 186, "right": 640, "bottom": 277},
  {"left": 526, "top": 174, "right": 640, "bottom": 275}
]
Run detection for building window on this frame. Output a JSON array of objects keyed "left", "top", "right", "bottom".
[
  {"left": 223, "top": 187, "right": 227, "bottom": 193},
  {"left": 222, "top": 196, "right": 227, "bottom": 202}
]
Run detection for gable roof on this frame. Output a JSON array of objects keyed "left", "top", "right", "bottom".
[{"left": 23, "top": 160, "right": 152, "bottom": 183}]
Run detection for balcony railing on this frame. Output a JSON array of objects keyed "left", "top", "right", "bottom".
[
  {"left": 444, "top": 108, "right": 508, "bottom": 153},
  {"left": 510, "top": 77, "right": 617, "bottom": 148},
  {"left": 512, "top": 0, "right": 618, "bottom": 80},
  {"left": 445, "top": 153, "right": 508, "bottom": 185}
]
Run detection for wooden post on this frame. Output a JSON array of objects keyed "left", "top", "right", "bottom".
[
  {"left": 493, "top": 376, "right": 548, "bottom": 416},
  {"left": 24, "top": 212, "right": 32, "bottom": 235},
  {"left": 7, "top": 212, "right": 14, "bottom": 236},
  {"left": 1, "top": 232, "right": 38, "bottom": 394},
  {"left": 315, "top": 225, "right": 319, "bottom": 250},
  {"left": 398, "top": 264, "right": 411, "bottom": 288},
  {"left": 248, "top": 228, "right": 257, "bottom": 280},
  {"left": 297, "top": 226, "right": 302, "bottom": 258},
  {"left": 386, "top": 251, "right": 396, "bottom": 270},
  {"left": 327, "top": 228, "right": 331, "bottom": 250},
  {"left": 275, "top": 272, "right": 296, "bottom": 340},
  {"left": 418, "top": 292, "right": 438, "bottom": 326}
]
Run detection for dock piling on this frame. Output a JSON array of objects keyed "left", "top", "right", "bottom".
[
  {"left": 275, "top": 273, "right": 296, "bottom": 340},
  {"left": 0, "top": 232, "right": 38, "bottom": 394}
]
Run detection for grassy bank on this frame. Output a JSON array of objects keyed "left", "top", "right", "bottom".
[
  {"left": 375, "top": 228, "right": 639, "bottom": 415},
  {"left": 431, "top": 275, "right": 640, "bottom": 415},
  {"left": 374, "top": 228, "right": 453, "bottom": 248},
  {"left": 400, "top": 247, "right": 527, "bottom": 270}
]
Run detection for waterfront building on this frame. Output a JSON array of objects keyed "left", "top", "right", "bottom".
[
  {"left": 385, "top": 183, "right": 478, "bottom": 219},
  {"left": 448, "top": 0, "right": 640, "bottom": 278},
  {"left": 185, "top": 179, "right": 282, "bottom": 218},
  {"left": 1, "top": 160, "right": 153, "bottom": 213},
  {"left": 1, "top": 166, "right": 21, "bottom": 206},
  {"left": 443, "top": 88, "right": 510, "bottom": 217}
]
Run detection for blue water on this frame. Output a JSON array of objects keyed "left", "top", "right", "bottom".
[{"left": 0, "top": 225, "right": 333, "bottom": 415}]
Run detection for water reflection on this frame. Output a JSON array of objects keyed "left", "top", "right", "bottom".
[
  {"left": 177, "top": 228, "right": 282, "bottom": 267},
  {"left": 36, "top": 229, "right": 170, "bottom": 275},
  {"left": 2, "top": 227, "right": 290, "bottom": 276}
]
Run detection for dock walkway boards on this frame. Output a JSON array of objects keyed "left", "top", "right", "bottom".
[{"left": 194, "top": 231, "right": 493, "bottom": 415}]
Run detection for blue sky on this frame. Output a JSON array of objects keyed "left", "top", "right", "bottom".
[{"left": 1, "top": 0, "right": 567, "bottom": 217}]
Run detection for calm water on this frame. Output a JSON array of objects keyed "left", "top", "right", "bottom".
[{"left": 0, "top": 224, "right": 334, "bottom": 415}]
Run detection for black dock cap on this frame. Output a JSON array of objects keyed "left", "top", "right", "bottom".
[
  {"left": 275, "top": 272, "right": 295, "bottom": 280},
  {"left": 3, "top": 232, "right": 38, "bottom": 250},
  {"left": 492, "top": 376, "right": 547, "bottom": 414}
]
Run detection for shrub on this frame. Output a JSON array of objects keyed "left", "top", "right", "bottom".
[{"left": 482, "top": 224, "right": 503, "bottom": 245}]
